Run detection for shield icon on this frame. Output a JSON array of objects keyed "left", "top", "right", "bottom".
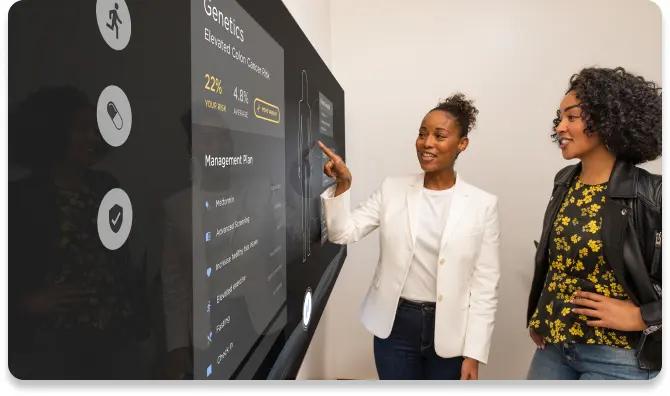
[{"left": 109, "top": 204, "right": 124, "bottom": 233}]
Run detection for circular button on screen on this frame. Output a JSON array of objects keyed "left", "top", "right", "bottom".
[
  {"left": 97, "top": 188, "right": 133, "bottom": 250},
  {"left": 96, "top": 0, "right": 132, "bottom": 51},
  {"left": 302, "top": 288, "right": 313, "bottom": 330},
  {"left": 97, "top": 85, "right": 132, "bottom": 147}
]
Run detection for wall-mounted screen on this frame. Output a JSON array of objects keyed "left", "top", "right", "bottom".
[{"left": 8, "top": 0, "right": 345, "bottom": 379}]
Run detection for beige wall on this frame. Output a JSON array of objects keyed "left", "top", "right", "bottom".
[
  {"left": 325, "top": 0, "right": 661, "bottom": 380},
  {"left": 286, "top": 0, "right": 662, "bottom": 379}
]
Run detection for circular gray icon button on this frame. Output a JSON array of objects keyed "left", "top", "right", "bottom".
[
  {"left": 302, "top": 288, "right": 313, "bottom": 330},
  {"left": 97, "top": 85, "right": 132, "bottom": 147},
  {"left": 96, "top": 0, "right": 131, "bottom": 51},
  {"left": 97, "top": 188, "right": 133, "bottom": 250}
]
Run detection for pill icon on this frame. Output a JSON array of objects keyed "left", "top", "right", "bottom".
[
  {"left": 97, "top": 85, "right": 131, "bottom": 147},
  {"left": 107, "top": 101, "right": 124, "bottom": 130}
]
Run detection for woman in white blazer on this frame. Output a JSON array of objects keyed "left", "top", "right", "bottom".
[{"left": 319, "top": 93, "right": 500, "bottom": 380}]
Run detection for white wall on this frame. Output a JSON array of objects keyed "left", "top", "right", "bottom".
[
  {"left": 320, "top": 0, "right": 662, "bottom": 380},
  {"left": 281, "top": 0, "right": 333, "bottom": 67}
]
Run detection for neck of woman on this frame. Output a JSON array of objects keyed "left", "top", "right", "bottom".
[
  {"left": 579, "top": 146, "right": 616, "bottom": 185},
  {"left": 424, "top": 168, "right": 456, "bottom": 190}
]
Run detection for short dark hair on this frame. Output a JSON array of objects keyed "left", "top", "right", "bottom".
[
  {"left": 431, "top": 93, "right": 479, "bottom": 137},
  {"left": 552, "top": 67, "right": 661, "bottom": 164}
]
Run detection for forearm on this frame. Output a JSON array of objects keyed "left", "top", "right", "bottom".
[{"left": 321, "top": 184, "right": 381, "bottom": 244}]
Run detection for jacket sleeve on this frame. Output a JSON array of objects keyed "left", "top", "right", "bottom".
[
  {"left": 640, "top": 176, "right": 662, "bottom": 328},
  {"left": 320, "top": 181, "right": 383, "bottom": 245},
  {"left": 463, "top": 196, "right": 501, "bottom": 364},
  {"left": 640, "top": 301, "right": 661, "bottom": 327}
]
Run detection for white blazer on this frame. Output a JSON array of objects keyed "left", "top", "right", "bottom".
[{"left": 320, "top": 173, "right": 500, "bottom": 364}]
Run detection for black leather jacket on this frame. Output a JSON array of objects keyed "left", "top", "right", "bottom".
[{"left": 527, "top": 161, "right": 662, "bottom": 370}]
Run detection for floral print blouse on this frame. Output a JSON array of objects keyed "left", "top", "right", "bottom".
[{"left": 529, "top": 176, "right": 637, "bottom": 348}]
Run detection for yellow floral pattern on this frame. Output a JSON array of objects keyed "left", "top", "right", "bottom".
[{"left": 529, "top": 177, "right": 633, "bottom": 348}]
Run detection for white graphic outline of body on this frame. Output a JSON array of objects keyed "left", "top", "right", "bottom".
[{"left": 298, "top": 70, "right": 311, "bottom": 262}]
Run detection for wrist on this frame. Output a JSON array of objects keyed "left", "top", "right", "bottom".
[
  {"left": 337, "top": 177, "right": 351, "bottom": 186},
  {"left": 334, "top": 179, "right": 351, "bottom": 196}
]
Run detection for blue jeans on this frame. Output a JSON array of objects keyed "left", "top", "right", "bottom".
[
  {"left": 373, "top": 299, "right": 463, "bottom": 380},
  {"left": 527, "top": 342, "right": 659, "bottom": 380}
]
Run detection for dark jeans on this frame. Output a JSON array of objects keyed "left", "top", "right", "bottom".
[{"left": 373, "top": 298, "right": 463, "bottom": 380}]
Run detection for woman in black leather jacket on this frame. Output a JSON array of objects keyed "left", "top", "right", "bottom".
[{"left": 526, "top": 67, "right": 661, "bottom": 380}]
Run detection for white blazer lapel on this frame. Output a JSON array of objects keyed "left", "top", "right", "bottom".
[
  {"left": 439, "top": 176, "right": 469, "bottom": 247},
  {"left": 405, "top": 174, "right": 423, "bottom": 248}
]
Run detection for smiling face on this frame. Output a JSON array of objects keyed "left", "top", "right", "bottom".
[
  {"left": 415, "top": 110, "right": 468, "bottom": 173},
  {"left": 554, "top": 91, "right": 605, "bottom": 160}
]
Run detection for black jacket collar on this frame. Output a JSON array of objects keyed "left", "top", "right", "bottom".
[{"left": 554, "top": 160, "right": 637, "bottom": 199}]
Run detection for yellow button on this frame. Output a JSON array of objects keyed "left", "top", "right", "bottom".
[
  {"left": 439, "top": 258, "right": 445, "bottom": 265},
  {"left": 253, "top": 98, "right": 281, "bottom": 124},
  {"left": 438, "top": 295, "right": 443, "bottom": 302}
]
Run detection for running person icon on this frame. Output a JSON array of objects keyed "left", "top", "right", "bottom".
[
  {"left": 96, "top": 0, "right": 131, "bottom": 50},
  {"left": 106, "top": 3, "right": 122, "bottom": 39}
]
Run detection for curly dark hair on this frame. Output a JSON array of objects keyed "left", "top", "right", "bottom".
[
  {"left": 552, "top": 67, "right": 661, "bottom": 164},
  {"left": 431, "top": 93, "right": 479, "bottom": 137}
]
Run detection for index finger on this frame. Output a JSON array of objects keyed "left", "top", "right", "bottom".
[{"left": 317, "top": 140, "right": 339, "bottom": 161}]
